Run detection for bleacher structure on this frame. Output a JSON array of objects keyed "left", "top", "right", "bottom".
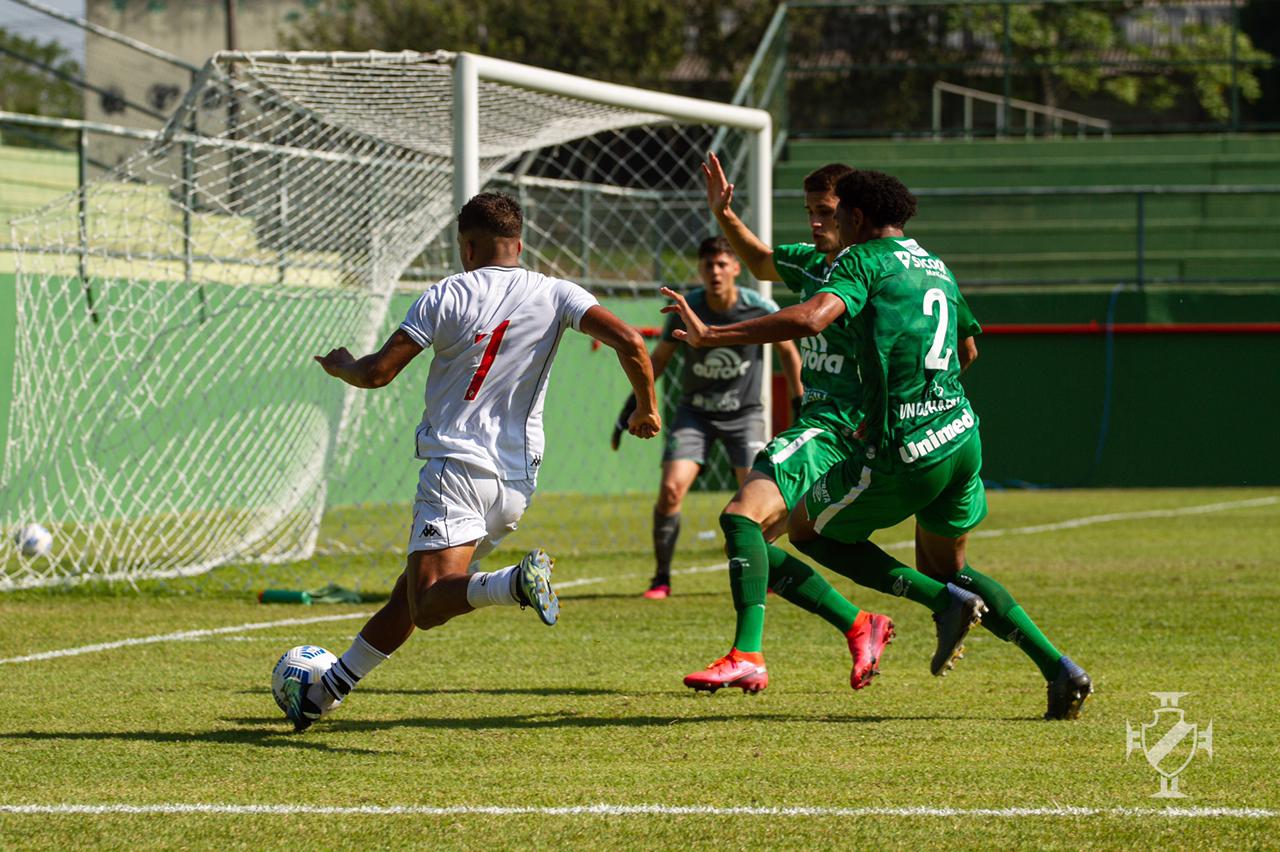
[{"left": 776, "top": 136, "right": 1280, "bottom": 287}]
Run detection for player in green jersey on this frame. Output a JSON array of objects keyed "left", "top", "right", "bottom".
[
  {"left": 667, "top": 168, "right": 1092, "bottom": 720},
  {"left": 679, "top": 155, "right": 973, "bottom": 696}
]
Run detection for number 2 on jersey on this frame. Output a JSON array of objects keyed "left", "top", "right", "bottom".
[
  {"left": 464, "top": 320, "right": 511, "bottom": 401},
  {"left": 923, "top": 288, "right": 953, "bottom": 370}
]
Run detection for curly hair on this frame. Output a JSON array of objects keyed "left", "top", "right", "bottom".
[
  {"left": 457, "top": 192, "right": 523, "bottom": 238},
  {"left": 834, "top": 169, "right": 917, "bottom": 228},
  {"left": 802, "top": 162, "right": 853, "bottom": 194}
]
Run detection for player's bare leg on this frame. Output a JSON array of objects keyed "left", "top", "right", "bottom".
[
  {"left": 294, "top": 545, "right": 475, "bottom": 726},
  {"left": 360, "top": 572, "right": 417, "bottom": 655},
  {"left": 914, "top": 525, "right": 966, "bottom": 580},
  {"left": 404, "top": 544, "right": 481, "bottom": 630},
  {"left": 301, "top": 542, "right": 558, "bottom": 728},
  {"left": 648, "top": 459, "right": 701, "bottom": 598},
  {"left": 722, "top": 471, "right": 789, "bottom": 532},
  {"left": 915, "top": 526, "right": 1092, "bottom": 719}
]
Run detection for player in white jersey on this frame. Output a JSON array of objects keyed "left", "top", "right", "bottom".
[{"left": 278, "top": 193, "right": 660, "bottom": 731}]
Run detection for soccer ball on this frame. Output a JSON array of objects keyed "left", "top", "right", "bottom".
[
  {"left": 270, "top": 645, "right": 337, "bottom": 715},
  {"left": 13, "top": 523, "right": 53, "bottom": 558}
]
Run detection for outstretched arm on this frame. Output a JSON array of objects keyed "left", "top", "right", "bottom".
[
  {"left": 579, "top": 305, "right": 661, "bottom": 439},
  {"left": 660, "top": 286, "right": 846, "bottom": 348},
  {"left": 703, "top": 151, "right": 780, "bottom": 282},
  {"left": 611, "top": 339, "right": 677, "bottom": 450},
  {"left": 315, "top": 328, "right": 422, "bottom": 389}
]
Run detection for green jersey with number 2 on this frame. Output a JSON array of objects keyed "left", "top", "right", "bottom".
[{"left": 819, "top": 236, "right": 981, "bottom": 474}]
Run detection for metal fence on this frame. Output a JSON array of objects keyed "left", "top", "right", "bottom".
[
  {"left": 8, "top": 111, "right": 1279, "bottom": 291},
  {"left": 735, "top": 0, "right": 1277, "bottom": 140}
]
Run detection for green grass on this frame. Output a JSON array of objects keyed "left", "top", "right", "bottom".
[{"left": 1, "top": 488, "right": 1278, "bottom": 848}]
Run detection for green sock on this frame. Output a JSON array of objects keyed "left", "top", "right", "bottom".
[
  {"left": 721, "top": 513, "right": 769, "bottom": 654},
  {"left": 956, "top": 565, "right": 1063, "bottom": 680},
  {"left": 766, "top": 544, "right": 860, "bottom": 633},
  {"left": 793, "top": 537, "right": 951, "bottom": 614}
]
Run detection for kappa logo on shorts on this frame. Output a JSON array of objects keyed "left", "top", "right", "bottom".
[
  {"left": 420, "top": 522, "right": 441, "bottom": 538},
  {"left": 530, "top": 455, "right": 542, "bottom": 470}
]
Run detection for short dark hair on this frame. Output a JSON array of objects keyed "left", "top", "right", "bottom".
[
  {"left": 834, "top": 169, "right": 917, "bottom": 228},
  {"left": 457, "top": 192, "right": 522, "bottom": 238},
  {"left": 697, "top": 235, "right": 735, "bottom": 261},
  {"left": 802, "top": 163, "right": 854, "bottom": 194}
]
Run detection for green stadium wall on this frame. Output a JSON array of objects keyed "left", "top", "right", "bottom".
[{"left": 959, "top": 287, "right": 1280, "bottom": 488}]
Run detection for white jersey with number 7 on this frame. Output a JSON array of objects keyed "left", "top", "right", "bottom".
[{"left": 398, "top": 265, "right": 600, "bottom": 481}]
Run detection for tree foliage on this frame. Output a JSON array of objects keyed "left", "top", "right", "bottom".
[
  {"left": 1130, "top": 19, "right": 1271, "bottom": 123},
  {"left": 0, "top": 27, "right": 83, "bottom": 118},
  {"left": 951, "top": 2, "right": 1135, "bottom": 110},
  {"left": 285, "top": 0, "right": 688, "bottom": 88},
  {"left": 950, "top": 2, "right": 1272, "bottom": 124}
]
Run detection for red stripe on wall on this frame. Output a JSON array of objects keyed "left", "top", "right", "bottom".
[{"left": 982, "top": 322, "right": 1280, "bottom": 336}]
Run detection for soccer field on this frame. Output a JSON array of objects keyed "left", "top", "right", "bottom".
[{"left": 1, "top": 487, "right": 1278, "bottom": 848}]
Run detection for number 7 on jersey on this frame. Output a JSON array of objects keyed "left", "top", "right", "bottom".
[{"left": 464, "top": 320, "right": 511, "bottom": 400}]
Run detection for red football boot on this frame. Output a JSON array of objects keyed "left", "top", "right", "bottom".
[
  {"left": 846, "top": 611, "right": 895, "bottom": 690},
  {"left": 683, "top": 649, "right": 768, "bottom": 694}
]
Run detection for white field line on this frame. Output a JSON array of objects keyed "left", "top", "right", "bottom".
[
  {"left": 3, "top": 495, "right": 1274, "bottom": 668},
  {"left": 0, "top": 803, "right": 1274, "bottom": 819},
  {"left": 877, "top": 494, "right": 1279, "bottom": 551},
  {"left": 0, "top": 612, "right": 374, "bottom": 665}
]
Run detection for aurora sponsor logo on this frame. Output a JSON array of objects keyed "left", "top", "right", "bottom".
[
  {"left": 692, "top": 348, "right": 751, "bottom": 380},
  {"left": 898, "top": 408, "right": 975, "bottom": 464},
  {"left": 800, "top": 333, "right": 845, "bottom": 374},
  {"left": 898, "top": 397, "right": 961, "bottom": 419}
]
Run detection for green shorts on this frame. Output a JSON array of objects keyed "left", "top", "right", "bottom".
[
  {"left": 804, "top": 430, "right": 988, "bottom": 542},
  {"left": 751, "top": 404, "right": 862, "bottom": 510}
]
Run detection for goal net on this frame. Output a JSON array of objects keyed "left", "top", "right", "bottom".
[{"left": 1, "top": 50, "right": 771, "bottom": 590}]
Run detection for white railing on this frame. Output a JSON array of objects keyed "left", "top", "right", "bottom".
[{"left": 932, "top": 81, "right": 1112, "bottom": 141}]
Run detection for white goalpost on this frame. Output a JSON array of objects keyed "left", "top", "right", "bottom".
[{"left": 1, "top": 50, "right": 771, "bottom": 590}]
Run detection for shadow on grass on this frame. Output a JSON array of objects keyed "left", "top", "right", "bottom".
[
  {"left": 358, "top": 686, "right": 628, "bottom": 697},
  {"left": 222, "top": 710, "right": 1038, "bottom": 733},
  {"left": 560, "top": 591, "right": 721, "bottom": 602},
  {"left": 234, "top": 686, "right": 629, "bottom": 698},
  {"left": 0, "top": 726, "right": 380, "bottom": 755}
]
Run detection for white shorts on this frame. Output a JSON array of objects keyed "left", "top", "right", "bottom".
[{"left": 409, "top": 458, "right": 535, "bottom": 561}]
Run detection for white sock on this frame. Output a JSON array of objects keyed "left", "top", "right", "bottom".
[
  {"left": 466, "top": 565, "right": 520, "bottom": 608},
  {"left": 309, "top": 633, "right": 388, "bottom": 710}
]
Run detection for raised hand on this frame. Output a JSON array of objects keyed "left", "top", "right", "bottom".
[
  {"left": 701, "top": 151, "right": 734, "bottom": 219},
  {"left": 659, "top": 286, "right": 711, "bottom": 348}
]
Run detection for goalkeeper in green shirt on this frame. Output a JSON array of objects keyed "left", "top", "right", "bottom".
[{"left": 665, "top": 168, "right": 1092, "bottom": 720}]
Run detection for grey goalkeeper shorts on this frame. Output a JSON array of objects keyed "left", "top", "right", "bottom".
[{"left": 662, "top": 404, "right": 768, "bottom": 469}]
